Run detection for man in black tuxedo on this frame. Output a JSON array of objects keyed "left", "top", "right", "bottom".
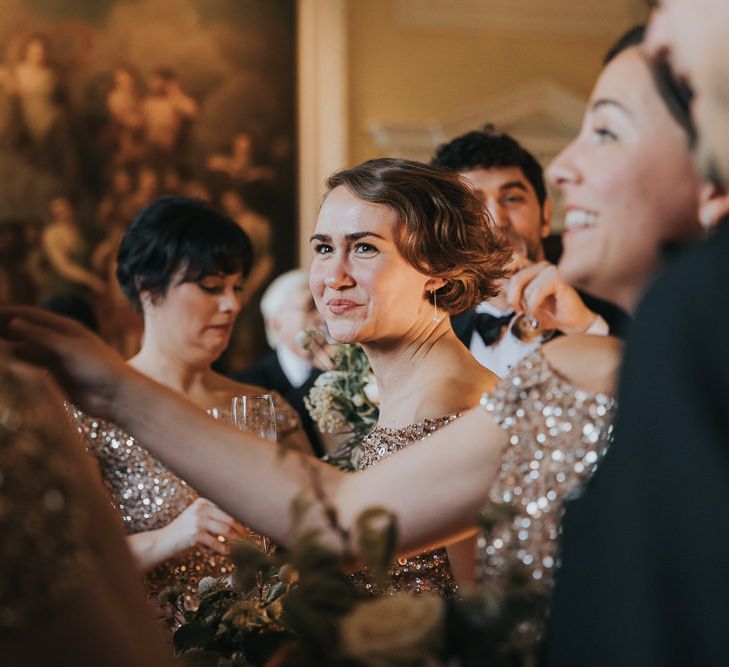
[
  {"left": 431, "top": 127, "right": 627, "bottom": 377},
  {"left": 232, "top": 270, "right": 326, "bottom": 457},
  {"left": 544, "top": 4, "right": 729, "bottom": 665}
]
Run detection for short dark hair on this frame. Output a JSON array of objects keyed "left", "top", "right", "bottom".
[
  {"left": 604, "top": 25, "right": 696, "bottom": 144},
  {"left": 116, "top": 196, "right": 253, "bottom": 311},
  {"left": 325, "top": 158, "right": 511, "bottom": 315},
  {"left": 431, "top": 125, "right": 547, "bottom": 206}
]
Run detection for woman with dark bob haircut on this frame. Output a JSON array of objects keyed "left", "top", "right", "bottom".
[{"left": 68, "top": 197, "right": 313, "bottom": 609}]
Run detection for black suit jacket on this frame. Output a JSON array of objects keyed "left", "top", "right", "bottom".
[
  {"left": 452, "top": 289, "right": 629, "bottom": 349},
  {"left": 232, "top": 351, "right": 325, "bottom": 458},
  {"left": 543, "top": 219, "right": 729, "bottom": 666}
]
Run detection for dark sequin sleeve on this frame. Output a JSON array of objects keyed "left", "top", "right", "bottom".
[{"left": 0, "top": 365, "right": 91, "bottom": 629}]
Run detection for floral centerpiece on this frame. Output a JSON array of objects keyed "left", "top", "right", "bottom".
[{"left": 298, "top": 328, "right": 379, "bottom": 471}]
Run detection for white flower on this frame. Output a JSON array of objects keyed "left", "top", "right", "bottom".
[
  {"left": 353, "top": 394, "right": 364, "bottom": 407},
  {"left": 363, "top": 376, "right": 379, "bottom": 404},
  {"left": 198, "top": 576, "right": 221, "bottom": 597},
  {"left": 340, "top": 593, "right": 444, "bottom": 666},
  {"left": 314, "top": 370, "right": 347, "bottom": 388}
]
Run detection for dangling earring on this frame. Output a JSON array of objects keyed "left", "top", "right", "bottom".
[{"left": 432, "top": 289, "right": 441, "bottom": 323}]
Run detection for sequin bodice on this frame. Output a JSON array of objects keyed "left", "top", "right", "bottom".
[
  {"left": 69, "top": 391, "right": 301, "bottom": 605},
  {"left": 477, "top": 349, "right": 615, "bottom": 596},
  {"left": 354, "top": 415, "right": 461, "bottom": 597}
]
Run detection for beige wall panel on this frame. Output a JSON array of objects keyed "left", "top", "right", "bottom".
[{"left": 347, "top": 0, "right": 647, "bottom": 165}]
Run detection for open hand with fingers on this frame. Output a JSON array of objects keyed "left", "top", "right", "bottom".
[
  {"left": 0, "top": 306, "right": 133, "bottom": 419},
  {"left": 505, "top": 261, "right": 601, "bottom": 335},
  {"left": 161, "top": 497, "right": 249, "bottom": 556},
  {"left": 127, "top": 497, "right": 250, "bottom": 572}
]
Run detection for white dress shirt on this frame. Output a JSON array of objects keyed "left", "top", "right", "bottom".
[
  {"left": 275, "top": 345, "right": 314, "bottom": 389},
  {"left": 468, "top": 302, "right": 608, "bottom": 378},
  {"left": 469, "top": 302, "right": 540, "bottom": 378}
]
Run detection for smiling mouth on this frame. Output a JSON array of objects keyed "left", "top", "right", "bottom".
[
  {"left": 327, "top": 300, "right": 361, "bottom": 314},
  {"left": 207, "top": 323, "right": 233, "bottom": 333},
  {"left": 564, "top": 209, "right": 598, "bottom": 234}
]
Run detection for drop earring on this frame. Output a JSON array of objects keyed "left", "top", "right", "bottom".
[{"left": 432, "top": 289, "right": 441, "bottom": 323}]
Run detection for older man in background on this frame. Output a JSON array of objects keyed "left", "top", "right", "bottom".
[
  {"left": 233, "top": 269, "right": 325, "bottom": 457},
  {"left": 545, "top": 3, "right": 729, "bottom": 665}
]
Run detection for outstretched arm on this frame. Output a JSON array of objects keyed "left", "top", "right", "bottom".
[{"left": 1, "top": 307, "right": 505, "bottom": 556}]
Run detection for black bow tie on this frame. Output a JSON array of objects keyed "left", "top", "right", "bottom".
[{"left": 474, "top": 311, "right": 514, "bottom": 346}]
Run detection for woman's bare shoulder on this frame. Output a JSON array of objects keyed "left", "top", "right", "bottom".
[
  {"left": 541, "top": 334, "right": 623, "bottom": 396},
  {"left": 418, "top": 357, "right": 500, "bottom": 420}
]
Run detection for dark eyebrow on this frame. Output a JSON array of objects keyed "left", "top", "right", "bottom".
[
  {"left": 309, "top": 231, "right": 387, "bottom": 243},
  {"left": 347, "top": 231, "right": 386, "bottom": 242},
  {"left": 592, "top": 98, "right": 633, "bottom": 118},
  {"left": 498, "top": 181, "right": 529, "bottom": 193}
]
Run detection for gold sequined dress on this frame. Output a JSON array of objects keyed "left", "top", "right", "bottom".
[
  {"left": 477, "top": 349, "right": 616, "bottom": 626},
  {"left": 69, "top": 391, "right": 301, "bottom": 607},
  {"left": 353, "top": 415, "right": 462, "bottom": 597},
  {"left": 0, "top": 364, "right": 92, "bottom": 629}
]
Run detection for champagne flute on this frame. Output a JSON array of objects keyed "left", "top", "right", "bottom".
[
  {"left": 231, "top": 394, "right": 277, "bottom": 552},
  {"left": 231, "top": 394, "right": 277, "bottom": 442}
]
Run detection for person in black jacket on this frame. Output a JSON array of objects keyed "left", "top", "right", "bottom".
[
  {"left": 432, "top": 127, "right": 628, "bottom": 378},
  {"left": 544, "top": 14, "right": 729, "bottom": 666},
  {"left": 232, "top": 269, "right": 326, "bottom": 457}
]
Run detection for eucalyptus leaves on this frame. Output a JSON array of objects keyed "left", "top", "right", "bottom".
[{"left": 298, "top": 328, "right": 379, "bottom": 471}]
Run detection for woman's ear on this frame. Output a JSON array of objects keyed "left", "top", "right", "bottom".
[
  {"left": 699, "top": 182, "right": 729, "bottom": 229},
  {"left": 424, "top": 277, "right": 447, "bottom": 293}
]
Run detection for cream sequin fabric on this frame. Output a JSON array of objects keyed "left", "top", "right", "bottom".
[
  {"left": 0, "top": 365, "right": 91, "bottom": 629},
  {"left": 353, "top": 415, "right": 461, "bottom": 597},
  {"left": 477, "top": 349, "right": 615, "bottom": 596},
  {"left": 69, "top": 391, "right": 301, "bottom": 607}
]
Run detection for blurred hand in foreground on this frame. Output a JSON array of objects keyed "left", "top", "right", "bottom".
[{"left": 0, "top": 306, "right": 129, "bottom": 418}]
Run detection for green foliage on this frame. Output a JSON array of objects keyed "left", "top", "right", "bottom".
[
  {"left": 300, "top": 330, "right": 379, "bottom": 472},
  {"left": 169, "top": 522, "right": 362, "bottom": 666}
]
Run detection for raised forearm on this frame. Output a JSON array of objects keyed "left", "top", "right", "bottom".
[{"left": 113, "top": 369, "right": 503, "bottom": 557}]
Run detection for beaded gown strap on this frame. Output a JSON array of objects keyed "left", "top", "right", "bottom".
[{"left": 0, "top": 364, "right": 92, "bottom": 629}]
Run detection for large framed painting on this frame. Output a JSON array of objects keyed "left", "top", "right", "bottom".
[{"left": 0, "top": 0, "right": 296, "bottom": 366}]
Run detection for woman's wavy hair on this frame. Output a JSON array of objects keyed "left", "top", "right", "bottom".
[{"left": 324, "top": 158, "right": 511, "bottom": 315}]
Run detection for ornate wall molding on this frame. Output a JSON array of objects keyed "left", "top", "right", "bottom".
[{"left": 369, "top": 79, "right": 585, "bottom": 166}]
